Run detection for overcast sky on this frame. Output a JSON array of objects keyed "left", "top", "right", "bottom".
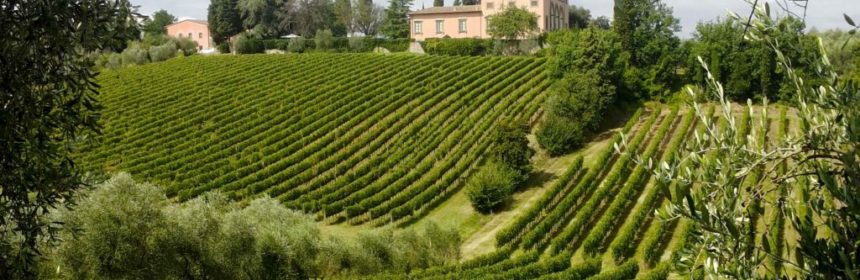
[{"left": 135, "top": 0, "right": 859, "bottom": 37}]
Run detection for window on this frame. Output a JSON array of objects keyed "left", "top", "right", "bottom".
[
  {"left": 508, "top": 1, "right": 515, "bottom": 7},
  {"left": 435, "top": 20, "right": 444, "bottom": 34},
  {"left": 458, "top": 19, "right": 467, "bottom": 33},
  {"left": 188, "top": 32, "right": 192, "bottom": 38},
  {"left": 414, "top": 21, "right": 423, "bottom": 34},
  {"left": 199, "top": 32, "right": 203, "bottom": 39},
  {"left": 177, "top": 33, "right": 182, "bottom": 38},
  {"left": 530, "top": 0, "right": 537, "bottom": 6},
  {"left": 486, "top": 1, "right": 494, "bottom": 9}
]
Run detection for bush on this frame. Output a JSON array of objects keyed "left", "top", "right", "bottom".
[
  {"left": 288, "top": 37, "right": 308, "bottom": 53},
  {"left": 148, "top": 41, "right": 177, "bottom": 62},
  {"left": 489, "top": 118, "right": 534, "bottom": 186},
  {"left": 315, "top": 29, "right": 335, "bottom": 51},
  {"left": 536, "top": 113, "right": 585, "bottom": 156},
  {"left": 466, "top": 161, "right": 517, "bottom": 213},
  {"left": 120, "top": 42, "right": 148, "bottom": 66},
  {"left": 422, "top": 38, "right": 494, "bottom": 56},
  {"left": 172, "top": 36, "right": 198, "bottom": 55},
  {"left": 536, "top": 27, "right": 623, "bottom": 155},
  {"left": 42, "top": 174, "right": 462, "bottom": 279},
  {"left": 235, "top": 33, "right": 264, "bottom": 54},
  {"left": 216, "top": 42, "right": 231, "bottom": 54},
  {"left": 349, "top": 36, "right": 372, "bottom": 52}
]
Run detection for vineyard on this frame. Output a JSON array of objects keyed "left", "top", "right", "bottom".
[
  {"left": 78, "top": 53, "right": 550, "bottom": 226},
  {"left": 78, "top": 53, "right": 799, "bottom": 279},
  {"left": 383, "top": 103, "right": 797, "bottom": 279}
]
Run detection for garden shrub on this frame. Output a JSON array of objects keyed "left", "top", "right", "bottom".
[
  {"left": 466, "top": 161, "right": 517, "bottom": 213},
  {"left": 422, "top": 38, "right": 494, "bottom": 56},
  {"left": 148, "top": 41, "right": 177, "bottom": 62},
  {"left": 315, "top": 29, "right": 335, "bottom": 51},
  {"left": 120, "top": 42, "right": 148, "bottom": 66},
  {"left": 235, "top": 33, "right": 264, "bottom": 54}
]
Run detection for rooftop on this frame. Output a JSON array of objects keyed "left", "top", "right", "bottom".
[
  {"left": 166, "top": 19, "right": 208, "bottom": 27},
  {"left": 408, "top": 5, "right": 482, "bottom": 15}
]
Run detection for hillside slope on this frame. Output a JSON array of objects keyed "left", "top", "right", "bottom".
[{"left": 77, "top": 54, "right": 550, "bottom": 226}]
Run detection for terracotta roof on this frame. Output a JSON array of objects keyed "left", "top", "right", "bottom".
[
  {"left": 409, "top": 5, "right": 481, "bottom": 15},
  {"left": 165, "top": 19, "right": 208, "bottom": 27}
]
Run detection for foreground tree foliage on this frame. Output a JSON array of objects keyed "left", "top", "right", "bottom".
[
  {"left": 41, "top": 174, "right": 461, "bottom": 279},
  {"left": 657, "top": 5, "right": 860, "bottom": 279},
  {"left": 0, "top": 0, "right": 138, "bottom": 277},
  {"left": 538, "top": 27, "right": 624, "bottom": 155}
]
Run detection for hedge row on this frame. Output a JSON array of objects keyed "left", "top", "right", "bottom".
[
  {"left": 422, "top": 38, "right": 495, "bottom": 56},
  {"left": 637, "top": 262, "right": 671, "bottom": 280},
  {"left": 580, "top": 106, "right": 680, "bottom": 255},
  {"left": 607, "top": 107, "right": 696, "bottom": 261},
  {"left": 477, "top": 252, "right": 572, "bottom": 280},
  {"left": 249, "top": 38, "right": 411, "bottom": 53},
  {"left": 82, "top": 55, "right": 550, "bottom": 225},
  {"left": 534, "top": 258, "right": 602, "bottom": 280},
  {"left": 514, "top": 108, "right": 644, "bottom": 250},
  {"left": 548, "top": 108, "right": 662, "bottom": 254},
  {"left": 495, "top": 105, "right": 635, "bottom": 246},
  {"left": 495, "top": 156, "right": 584, "bottom": 246},
  {"left": 584, "top": 260, "right": 639, "bottom": 280}
]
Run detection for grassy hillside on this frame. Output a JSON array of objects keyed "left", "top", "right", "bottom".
[{"left": 77, "top": 53, "right": 550, "bottom": 226}]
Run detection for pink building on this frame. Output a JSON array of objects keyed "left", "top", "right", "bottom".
[
  {"left": 409, "top": 0, "right": 569, "bottom": 41},
  {"left": 166, "top": 19, "right": 212, "bottom": 50}
]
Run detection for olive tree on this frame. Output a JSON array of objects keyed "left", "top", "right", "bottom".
[
  {"left": 652, "top": 3, "right": 860, "bottom": 279},
  {"left": 0, "top": 1, "right": 139, "bottom": 277}
]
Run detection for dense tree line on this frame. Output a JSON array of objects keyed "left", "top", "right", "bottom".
[
  {"left": 38, "top": 174, "right": 461, "bottom": 279},
  {"left": 208, "top": 0, "right": 413, "bottom": 51}
]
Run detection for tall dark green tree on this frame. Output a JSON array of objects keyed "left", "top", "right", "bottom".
[
  {"left": 143, "top": 9, "right": 177, "bottom": 35},
  {"left": 433, "top": 0, "right": 443, "bottom": 7},
  {"left": 538, "top": 27, "right": 624, "bottom": 155},
  {"left": 613, "top": 0, "right": 682, "bottom": 99},
  {"left": 380, "top": 0, "right": 412, "bottom": 39},
  {"left": 569, "top": 5, "right": 591, "bottom": 29},
  {"left": 0, "top": 0, "right": 139, "bottom": 277},
  {"left": 462, "top": 0, "right": 478, "bottom": 5},
  {"left": 208, "top": 0, "right": 243, "bottom": 45}
]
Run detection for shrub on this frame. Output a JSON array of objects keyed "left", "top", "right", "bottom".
[
  {"left": 148, "top": 41, "right": 177, "bottom": 62},
  {"left": 43, "top": 174, "right": 463, "bottom": 279},
  {"left": 349, "top": 36, "right": 373, "bottom": 52},
  {"left": 216, "top": 42, "right": 231, "bottom": 54},
  {"left": 235, "top": 33, "right": 264, "bottom": 54},
  {"left": 489, "top": 118, "right": 534, "bottom": 186},
  {"left": 172, "top": 36, "right": 198, "bottom": 55},
  {"left": 288, "top": 37, "right": 308, "bottom": 53},
  {"left": 315, "top": 29, "right": 335, "bottom": 51},
  {"left": 120, "top": 42, "right": 148, "bottom": 66},
  {"left": 536, "top": 112, "right": 585, "bottom": 156},
  {"left": 466, "top": 161, "right": 517, "bottom": 213}
]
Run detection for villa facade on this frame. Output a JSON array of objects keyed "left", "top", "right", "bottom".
[
  {"left": 408, "top": 0, "right": 569, "bottom": 41},
  {"left": 166, "top": 19, "right": 213, "bottom": 50}
]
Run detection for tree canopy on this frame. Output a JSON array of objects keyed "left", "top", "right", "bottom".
[
  {"left": 380, "top": 0, "right": 412, "bottom": 39},
  {"left": 143, "top": 9, "right": 177, "bottom": 35},
  {"left": 487, "top": 6, "right": 538, "bottom": 40}
]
